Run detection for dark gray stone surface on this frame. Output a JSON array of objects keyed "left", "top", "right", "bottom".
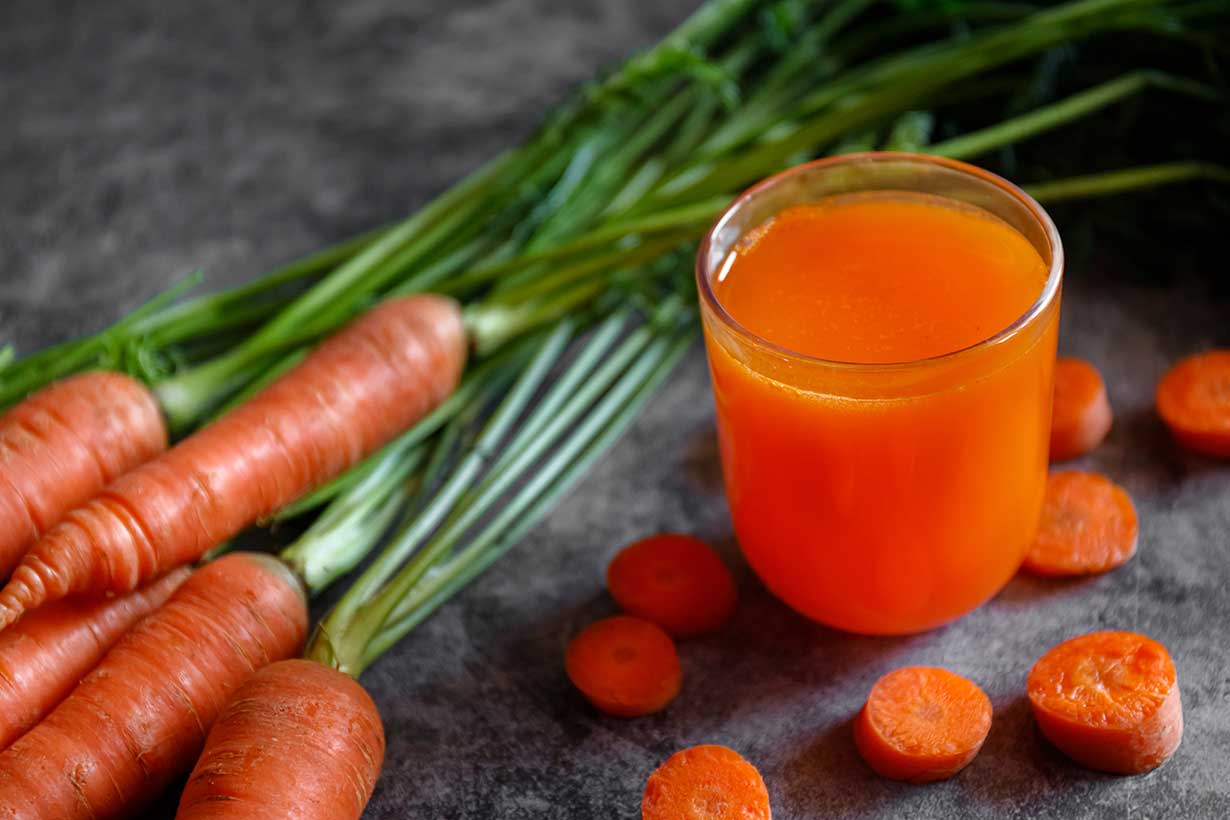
[{"left": 2, "top": 2, "right": 1228, "bottom": 818}]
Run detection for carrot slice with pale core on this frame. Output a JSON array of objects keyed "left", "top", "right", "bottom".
[
  {"left": 1156, "top": 349, "right": 1230, "bottom": 458},
  {"left": 1021, "top": 471, "right": 1137, "bottom": 577},
  {"left": 607, "top": 534, "right": 737, "bottom": 638},
  {"left": 1027, "top": 630, "right": 1182, "bottom": 774},
  {"left": 565, "top": 615, "right": 681, "bottom": 717},
  {"left": 642, "top": 744, "right": 771, "bottom": 820},
  {"left": 854, "top": 666, "right": 992, "bottom": 783},
  {"left": 1050, "top": 357, "right": 1112, "bottom": 461}
]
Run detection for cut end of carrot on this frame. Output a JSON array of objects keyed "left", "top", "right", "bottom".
[
  {"left": 607, "top": 534, "right": 738, "bottom": 638},
  {"left": 565, "top": 615, "right": 681, "bottom": 718},
  {"left": 1028, "top": 630, "right": 1182, "bottom": 775},
  {"left": 1050, "top": 357, "right": 1113, "bottom": 461},
  {"left": 1156, "top": 349, "right": 1230, "bottom": 458},
  {"left": 642, "top": 744, "right": 771, "bottom": 820},
  {"left": 853, "top": 666, "right": 992, "bottom": 783},
  {"left": 1021, "top": 471, "right": 1138, "bottom": 578}
]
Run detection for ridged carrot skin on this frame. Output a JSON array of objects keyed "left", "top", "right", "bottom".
[
  {"left": 0, "top": 295, "right": 466, "bottom": 628},
  {"left": 0, "top": 566, "right": 189, "bottom": 752},
  {"left": 177, "top": 659, "right": 385, "bottom": 820},
  {"left": 0, "top": 553, "right": 307, "bottom": 820},
  {"left": 0, "top": 371, "right": 166, "bottom": 579}
]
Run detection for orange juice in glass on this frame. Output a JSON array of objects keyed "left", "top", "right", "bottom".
[{"left": 697, "top": 153, "right": 1062, "bottom": 635}]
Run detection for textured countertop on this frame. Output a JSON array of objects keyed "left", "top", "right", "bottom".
[{"left": 2, "top": 1, "right": 1228, "bottom": 818}]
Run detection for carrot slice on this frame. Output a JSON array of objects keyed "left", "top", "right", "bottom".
[
  {"left": 642, "top": 744, "right": 771, "bottom": 820},
  {"left": 565, "top": 615, "right": 681, "bottom": 717},
  {"left": 1156, "top": 349, "right": 1230, "bottom": 458},
  {"left": 854, "top": 666, "right": 992, "bottom": 783},
  {"left": 1028, "top": 630, "right": 1182, "bottom": 774},
  {"left": 607, "top": 534, "right": 737, "bottom": 638},
  {"left": 1021, "top": 471, "right": 1137, "bottom": 577},
  {"left": 1050, "top": 357, "right": 1112, "bottom": 461}
]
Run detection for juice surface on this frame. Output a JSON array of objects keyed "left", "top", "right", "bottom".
[
  {"left": 713, "top": 195, "right": 1047, "bottom": 363},
  {"left": 703, "top": 193, "right": 1057, "bottom": 634}
]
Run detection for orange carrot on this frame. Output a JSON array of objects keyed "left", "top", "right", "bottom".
[
  {"left": 854, "top": 666, "right": 992, "bottom": 783},
  {"left": 0, "top": 371, "right": 165, "bottom": 579},
  {"left": 1028, "top": 630, "right": 1182, "bottom": 774},
  {"left": 0, "top": 566, "right": 189, "bottom": 752},
  {"left": 0, "top": 552, "right": 307, "bottom": 819},
  {"left": 642, "top": 744, "right": 771, "bottom": 820},
  {"left": 1021, "top": 471, "right": 1137, "bottom": 577},
  {"left": 565, "top": 615, "right": 682, "bottom": 717},
  {"left": 1156, "top": 349, "right": 1230, "bottom": 458},
  {"left": 0, "top": 295, "right": 466, "bottom": 628},
  {"left": 607, "top": 534, "right": 737, "bottom": 638},
  {"left": 1050, "top": 357, "right": 1112, "bottom": 461},
  {"left": 176, "top": 659, "right": 384, "bottom": 820}
]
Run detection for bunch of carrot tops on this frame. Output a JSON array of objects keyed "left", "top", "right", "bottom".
[{"left": 0, "top": 0, "right": 1227, "bottom": 817}]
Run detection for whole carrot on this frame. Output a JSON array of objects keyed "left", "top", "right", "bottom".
[
  {"left": 0, "top": 552, "right": 307, "bottom": 820},
  {"left": 0, "top": 566, "right": 189, "bottom": 752},
  {"left": 0, "top": 294, "right": 466, "bottom": 628},
  {"left": 0, "top": 371, "right": 166, "bottom": 578},
  {"left": 176, "top": 659, "right": 385, "bottom": 820}
]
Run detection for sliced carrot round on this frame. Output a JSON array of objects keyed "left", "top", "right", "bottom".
[
  {"left": 854, "top": 666, "right": 991, "bottom": 783},
  {"left": 607, "top": 534, "right": 737, "bottom": 638},
  {"left": 1156, "top": 349, "right": 1230, "bottom": 458},
  {"left": 642, "top": 744, "right": 770, "bottom": 820},
  {"left": 565, "top": 615, "right": 681, "bottom": 718},
  {"left": 1028, "top": 630, "right": 1183, "bottom": 774},
  {"left": 1050, "top": 357, "right": 1113, "bottom": 461},
  {"left": 1021, "top": 471, "right": 1137, "bottom": 577}
]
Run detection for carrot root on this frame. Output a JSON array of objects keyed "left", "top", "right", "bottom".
[
  {"left": 0, "top": 295, "right": 465, "bottom": 628},
  {"left": 0, "top": 371, "right": 165, "bottom": 579},
  {"left": 0, "top": 566, "right": 189, "bottom": 752},
  {"left": 1028, "top": 630, "right": 1182, "bottom": 775},
  {"left": 0, "top": 553, "right": 307, "bottom": 820},
  {"left": 176, "top": 659, "right": 384, "bottom": 820}
]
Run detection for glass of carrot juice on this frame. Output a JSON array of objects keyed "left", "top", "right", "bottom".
[{"left": 697, "top": 152, "right": 1062, "bottom": 635}]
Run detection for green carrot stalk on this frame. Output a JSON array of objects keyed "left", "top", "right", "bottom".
[
  {"left": 930, "top": 70, "right": 1222, "bottom": 160},
  {"left": 272, "top": 337, "right": 537, "bottom": 523},
  {"left": 1025, "top": 162, "right": 1230, "bottom": 202},
  {"left": 307, "top": 310, "right": 694, "bottom": 674},
  {"left": 132, "top": 225, "right": 390, "bottom": 344},
  {"left": 0, "top": 274, "right": 202, "bottom": 408},
  {"left": 651, "top": 0, "right": 1169, "bottom": 205},
  {"left": 359, "top": 328, "right": 693, "bottom": 669}
]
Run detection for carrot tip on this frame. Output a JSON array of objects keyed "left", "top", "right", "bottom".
[{"left": 0, "top": 570, "right": 43, "bottom": 631}]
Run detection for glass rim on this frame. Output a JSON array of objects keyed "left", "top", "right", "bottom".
[{"left": 695, "top": 151, "right": 1064, "bottom": 371}]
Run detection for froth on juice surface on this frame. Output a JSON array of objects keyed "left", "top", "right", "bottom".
[{"left": 703, "top": 192, "right": 1057, "bottom": 634}]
